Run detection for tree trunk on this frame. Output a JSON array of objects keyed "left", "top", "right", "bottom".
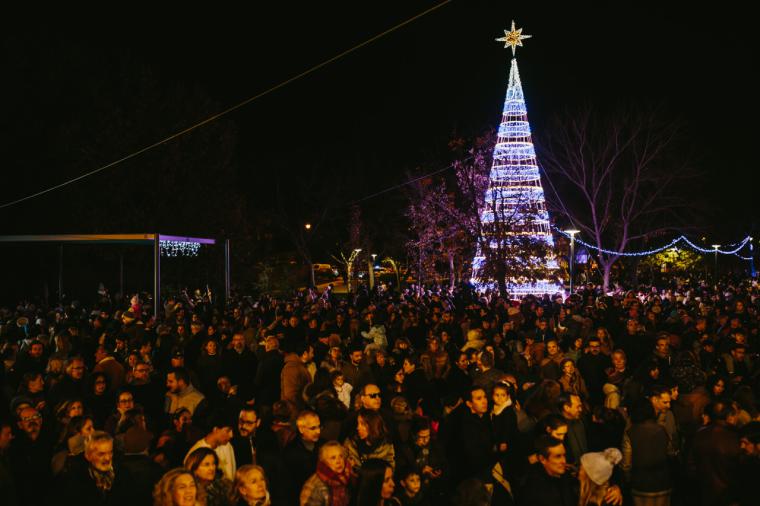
[
  {"left": 602, "top": 261, "right": 613, "bottom": 293},
  {"left": 309, "top": 261, "right": 315, "bottom": 287},
  {"left": 496, "top": 262, "right": 508, "bottom": 296},
  {"left": 448, "top": 251, "right": 456, "bottom": 291}
]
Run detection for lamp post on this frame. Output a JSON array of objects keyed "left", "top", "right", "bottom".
[
  {"left": 368, "top": 253, "right": 377, "bottom": 290},
  {"left": 305, "top": 223, "right": 314, "bottom": 286},
  {"left": 564, "top": 229, "right": 580, "bottom": 296},
  {"left": 712, "top": 244, "right": 720, "bottom": 282}
]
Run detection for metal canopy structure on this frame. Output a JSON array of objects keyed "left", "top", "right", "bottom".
[{"left": 0, "top": 234, "right": 230, "bottom": 318}]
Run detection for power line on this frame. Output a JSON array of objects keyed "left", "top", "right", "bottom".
[
  {"left": 0, "top": 0, "right": 453, "bottom": 211},
  {"left": 348, "top": 158, "right": 468, "bottom": 205}
]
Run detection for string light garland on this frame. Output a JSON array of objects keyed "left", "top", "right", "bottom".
[
  {"left": 160, "top": 240, "right": 201, "bottom": 257},
  {"left": 553, "top": 226, "right": 753, "bottom": 260}
]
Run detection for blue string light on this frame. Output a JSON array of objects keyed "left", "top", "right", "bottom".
[{"left": 552, "top": 226, "right": 753, "bottom": 260}]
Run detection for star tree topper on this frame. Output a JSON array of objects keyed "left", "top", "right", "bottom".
[{"left": 496, "top": 20, "right": 532, "bottom": 55}]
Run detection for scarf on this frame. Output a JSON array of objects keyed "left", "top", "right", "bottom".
[
  {"left": 316, "top": 460, "right": 353, "bottom": 506},
  {"left": 89, "top": 466, "right": 115, "bottom": 493}
]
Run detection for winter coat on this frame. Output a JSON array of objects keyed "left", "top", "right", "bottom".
[
  {"left": 54, "top": 458, "right": 132, "bottom": 506},
  {"left": 621, "top": 420, "right": 670, "bottom": 493},
  {"left": 281, "top": 354, "right": 311, "bottom": 408},
  {"left": 165, "top": 384, "right": 206, "bottom": 416},
  {"left": 344, "top": 437, "right": 395, "bottom": 470}
]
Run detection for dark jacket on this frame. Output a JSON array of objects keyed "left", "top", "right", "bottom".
[
  {"left": 280, "top": 437, "right": 321, "bottom": 504},
  {"left": 623, "top": 420, "right": 671, "bottom": 492},
  {"left": 9, "top": 431, "right": 53, "bottom": 506},
  {"left": 254, "top": 350, "right": 284, "bottom": 407},
  {"left": 563, "top": 417, "right": 588, "bottom": 465},
  {"left": 454, "top": 408, "right": 496, "bottom": 483},
  {"left": 518, "top": 464, "right": 577, "bottom": 506},
  {"left": 688, "top": 422, "right": 741, "bottom": 506},
  {"left": 118, "top": 454, "right": 163, "bottom": 505},
  {"left": 55, "top": 457, "right": 132, "bottom": 506},
  {"left": 223, "top": 348, "right": 258, "bottom": 398}
]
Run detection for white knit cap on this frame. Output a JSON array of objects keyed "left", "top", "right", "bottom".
[{"left": 580, "top": 448, "right": 622, "bottom": 485}]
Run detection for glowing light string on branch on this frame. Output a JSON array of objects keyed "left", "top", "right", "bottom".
[{"left": 553, "top": 226, "right": 753, "bottom": 259}]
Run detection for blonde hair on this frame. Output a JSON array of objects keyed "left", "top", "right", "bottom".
[
  {"left": 153, "top": 467, "right": 205, "bottom": 506},
  {"left": 577, "top": 467, "right": 607, "bottom": 506},
  {"left": 231, "top": 465, "right": 268, "bottom": 504}
]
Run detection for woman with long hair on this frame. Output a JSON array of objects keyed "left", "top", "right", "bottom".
[
  {"left": 354, "top": 459, "right": 398, "bottom": 506},
  {"left": 51, "top": 414, "right": 95, "bottom": 475},
  {"left": 706, "top": 374, "right": 729, "bottom": 401},
  {"left": 153, "top": 467, "right": 204, "bottom": 506},
  {"left": 231, "top": 465, "right": 271, "bottom": 506},
  {"left": 87, "top": 372, "right": 113, "bottom": 428},
  {"left": 595, "top": 327, "right": 614, "bottom": 355},
  {"left": 385, "top": 368, "right": 407, "bottom": 400},
  {"left": 559, "top": 358, "right": 589, "bottom": 400},
  {"left": 15, "top": 371, "right": 46, "bottom": 411},
  {"left": 344, "top": 409, "right": 395, "bottom": 470},
  {"left": 54, "top": 398, "right": 85, "bottom": 437},
  {"left": 185, "top": 447, "right": 232, "bottom": 506},
  {"left": 577, "top": 448, "right": 622, "bottom": 506}
]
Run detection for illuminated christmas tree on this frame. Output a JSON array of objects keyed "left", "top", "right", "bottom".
[{"left": 470, "top": 21, "right": 562, "bottom": 297}]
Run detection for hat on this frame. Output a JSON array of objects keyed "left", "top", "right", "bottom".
[{"left": 580, "top": 448, "right": 622, "bottom": 485}]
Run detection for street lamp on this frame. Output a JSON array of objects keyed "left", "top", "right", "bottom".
[
  {"left": 304, "top": 223, "right": 312, "bottom": 230},
  {"left": 564, "top": 229, "right": 580, "bottom": 296},
  {"left": 368, "top": 253, "right": 377, "bottom": 290},
  {"left": 712, "top": 244, "right": 720, "bottom": 282}
]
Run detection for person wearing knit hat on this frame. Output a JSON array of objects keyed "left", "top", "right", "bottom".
[{"left": 578, "top": 448, "right": 623, "bottom": 506}]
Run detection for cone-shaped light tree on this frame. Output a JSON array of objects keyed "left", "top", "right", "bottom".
[{"left": 470, "top": 21, "right": 562, "bottom": 297}]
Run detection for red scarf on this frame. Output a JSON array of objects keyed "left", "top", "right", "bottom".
[{"left": 316, "top": 460, "right": 353, "bottom": 506}]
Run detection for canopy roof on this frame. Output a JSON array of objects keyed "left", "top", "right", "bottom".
[{"left": 0, "top": 234, "right": 215, "bottom": 245}]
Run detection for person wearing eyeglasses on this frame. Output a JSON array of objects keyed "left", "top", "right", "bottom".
[
  {"left": 104, "top": 389, "right": 135, "bottom": 435},
  {"left": 128, "top": 360, "right": 164, "bottom": 422},
  {"left": 8, "top": 406, "right": 54, "bottom": 506},
  {"left": 49, "top": 356, "right": 88, "bottom": 407}
]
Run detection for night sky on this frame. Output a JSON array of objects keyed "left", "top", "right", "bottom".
[{"left": 1, "top": 1, "right": 756, "bottom": 238}]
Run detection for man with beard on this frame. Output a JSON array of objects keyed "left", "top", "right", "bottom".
[
  {"left": 57, "top": 431, "right": 131, "bottom": 505},
  {"left": 9, "top": 407, "right": 53, "bottom": 506}
]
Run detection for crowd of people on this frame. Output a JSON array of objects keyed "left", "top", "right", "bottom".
[{"left": 0, "top": 277, "right": 759, "bottom": 506}]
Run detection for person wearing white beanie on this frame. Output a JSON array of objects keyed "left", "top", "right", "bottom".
[{"left": 579, "top": 447, "right": 623, "bottom": 506}]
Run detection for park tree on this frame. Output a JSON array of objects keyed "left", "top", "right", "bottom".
[
  {"left": 539, "top": 104, "right": 698, "bottom": 291},
  {"left": 447, "top": 129, "right": 554, "bottom": 295},
  {"left": 405, "top": 175, "right": 465, "bottom": 290}
]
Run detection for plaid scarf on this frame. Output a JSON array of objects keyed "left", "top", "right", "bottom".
[
  {"left": 316, "top": 460, "right": 353, "bottom": 506},
  {"left": 89, "top": 466, "right": 115, "bottom": 493}
]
